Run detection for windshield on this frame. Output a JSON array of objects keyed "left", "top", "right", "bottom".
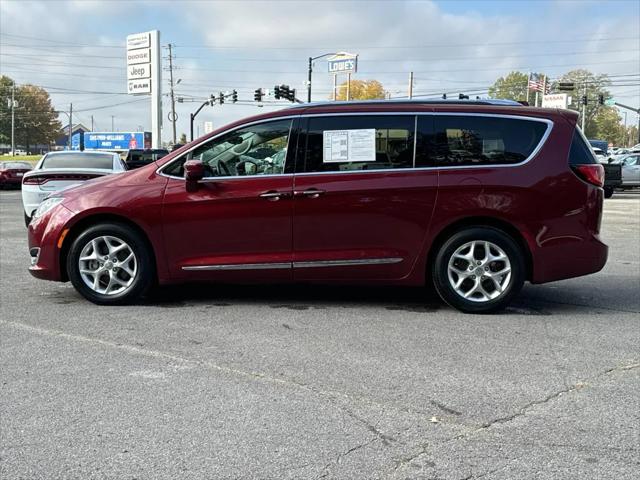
[
  {"left": 41, "top": 153, "right": 114, "bottom": 170},
  {"left": 1, "top": 162, "right": 32, "bottom": 169}
]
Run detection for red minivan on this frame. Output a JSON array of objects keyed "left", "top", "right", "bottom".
[{"left": 27, "top": 100, "right": 607, "bottom": 313}]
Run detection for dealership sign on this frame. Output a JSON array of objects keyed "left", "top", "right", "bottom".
[
  {"left": 541, "top": 93, "right": 569, "bottom": 109},
  {"left": 126, "top": 31, "right": 154, "bottom": 94},
  {"left": 328, "top": 52, "right": 358, "bottom": 74}
]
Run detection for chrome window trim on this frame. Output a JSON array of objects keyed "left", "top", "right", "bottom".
[
  {"left": 181, "top": 257, "right": 403, "bottom": 271},
  {"left": 160, "top": 111, "right": 554, "bottom": 180}
]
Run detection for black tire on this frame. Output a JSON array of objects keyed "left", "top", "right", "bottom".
[
  {"left": 24, "top": 212, "right": 31, "bottom": 227},
  {"left": 431, "top": 227, "right": 525, "bottom": 314},
  {"left": 66, "top": 222, "right": 154, "bottom": 305},
  {"left": 604, "top": 187, "right": 614, "bottom": 199}
]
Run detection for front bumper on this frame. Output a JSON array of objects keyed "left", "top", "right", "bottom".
[{"left": 27, "top": 204, "right": 75, "bottom": 281}]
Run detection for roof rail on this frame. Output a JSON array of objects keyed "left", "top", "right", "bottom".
[{"left": 289, "top": 99, "right": 523, "bottom": 109}]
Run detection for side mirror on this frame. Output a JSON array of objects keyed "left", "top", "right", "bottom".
[{"left": 184, "top": 160, "right": 204, "bottom": 191}]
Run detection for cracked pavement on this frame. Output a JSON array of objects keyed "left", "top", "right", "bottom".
[{"left": 1, "top": 190, "right": 639, "bottom": 479}]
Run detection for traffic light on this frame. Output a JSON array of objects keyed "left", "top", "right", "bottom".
[
  {"left": 208, "top": 94, "right": 215, "bottom": 106},
  {"left": 274, "top": 85, "right": 281, "bottom": 100},
  {"left": 232, "top": 89, "right": 238, "bottom": 103},
  {"left": 458, "top": 93, "right": 469, "bottom": 100},
  {"left": 442, "top": 93, "right": 447, "bottom": 100},
  {"left": 218, "top": 92, "right": 225, "bottom": 104},
  {"left": 598, "top": 94, "right": 604, "bottom": 105},
  {"left": 254, "top": 88, "right": 263, "bottom": 102},
  {"left": 581, "top": 95, "right": 588, "bottom": 105},
  {"left": 558, "top": 82, "right": 575, "bottom": 92}
]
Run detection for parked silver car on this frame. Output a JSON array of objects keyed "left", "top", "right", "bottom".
[{"left": 612, "top": 153, "right": 640, "bottom": 188}]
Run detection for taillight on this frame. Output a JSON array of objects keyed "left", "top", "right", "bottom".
[
  {"left": 23, "top": 173, "right": 101, "bottom": 185},
  {"left": 572, "top": 164, "right": 604, "bottom": 188}
]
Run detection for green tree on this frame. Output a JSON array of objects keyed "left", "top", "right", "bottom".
[
  {"left": 593, "top": 107, "right": 625, "bottom": 145},
  {"left": 0, "top": 77, "right": 61, "bottom": 151},
  {"left": 553, "top": 69, "right": 611, "bottom": 138},
  {"left": 15, "top": 84, "right": 62, "bottom": 151},
  {"left": 334, "top": 79, "right": 386, "bottom": 100},
  {"left": 488, "top": 71, "right": 530, "bottom": 103},
  {"left": 0, "top": 76, "right": 15, "bottom": 144}
]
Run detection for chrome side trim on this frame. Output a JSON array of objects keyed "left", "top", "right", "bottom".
[
  {"left": 181, "top": 257, "right": 403, "bottom": 271},
  {"left": 182, "top": 262, "right": 291, "bottom": 271},
  {"left": 293, "top": 258, "right": 403, "bottom": 268}
]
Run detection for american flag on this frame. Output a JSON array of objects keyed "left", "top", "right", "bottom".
[{"left": 528, "top": 73, "right": 550, "bottom": 93}]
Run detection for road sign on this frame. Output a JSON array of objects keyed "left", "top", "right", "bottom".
[
  {"left": 327, "top": 52, "right": 358, "bottom": 74},
  {"left": 542, "top": 93, "right": 569, "bottom": 109},
  {"left": 605, "top": 99, "right": 616, "bottom": 106}
]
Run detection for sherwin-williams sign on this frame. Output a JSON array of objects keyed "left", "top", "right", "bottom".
[{"left": 84, "top": 132, "right": 151, "bottom": 150}]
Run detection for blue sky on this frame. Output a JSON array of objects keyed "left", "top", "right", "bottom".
[{"left": 1, "top": 0, "right": 638, "bottom": 142}]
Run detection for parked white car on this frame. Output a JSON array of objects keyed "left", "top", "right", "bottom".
[{"left": 22, "top": 151, "right": 126, "bottom": 226}]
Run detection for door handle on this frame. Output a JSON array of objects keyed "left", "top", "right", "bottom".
[
  {"left": 294, "top": 188, "right": 325, "bottom": 199},
  {"left": 259, "top": 190, "right": 290, "bottom": 201}
]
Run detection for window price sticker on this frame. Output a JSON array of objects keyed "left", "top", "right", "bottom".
[{"left": 323, "top": 129, "right": 376, "bottom": 163}]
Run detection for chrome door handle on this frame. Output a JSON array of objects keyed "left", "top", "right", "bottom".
[
  {"left": 259, "top": 191, "right": 289, "bottom": 201},
  {"left": 294, "top": 188, "right": 325, "bottom": 199}
]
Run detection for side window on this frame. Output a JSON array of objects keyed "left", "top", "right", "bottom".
[
  {"left": 417, "top": 115, "right": 548, "bottom": 167},
  {"left": 163, "top": 119, "right": 293, "bottom": 177},
  {"left": 303, "top": 115, "right": 414, "bottom": 173},
  {"left": 626, "top": 156, "right": 639, "bottom": 166}
]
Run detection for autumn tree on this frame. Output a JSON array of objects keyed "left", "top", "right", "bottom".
[
  {"left": 334, "top": 79, "right": 386, "bottom": 101},
  {"left": 0, "top": 76, "right": 62, "bottom": 151}
]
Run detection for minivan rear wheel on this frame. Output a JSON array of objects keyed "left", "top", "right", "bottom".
[
  {"left": 67, "top": 223, "right": 153, "bottom": 305},
  {"left": 432, "top": 227, "right": 525, "bottom": 313}
]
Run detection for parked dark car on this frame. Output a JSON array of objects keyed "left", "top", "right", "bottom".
[
  {"left": 123, "top": 148, "right": 169, "bottom": 169},
  {"left": 0, "top": 161, "right": 32, "bottom": 189},
  {"left": 27, "top": 100, "right": 607, "bottom": 313},
  {"left": 599, "top": 161, "right": 622, "bottom": 198}
]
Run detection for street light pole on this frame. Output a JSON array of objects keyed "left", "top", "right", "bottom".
[
  {"left": 190, "top": 96, "right": 215, "bottom": 142},
  {"left": 307, "top": 52, "right": 336, "bottom": 103},
  {"left": 10, "top": 82, "right": 15, "bottom": 156}
]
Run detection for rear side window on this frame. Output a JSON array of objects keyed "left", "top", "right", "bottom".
[
  {"left": 416, "top": 115, "right": 548, "bottom": 167},
  {"left": 41, "top": 153, "right": 114, "bottom": 169},
  {"left": 569, "top": 128, "right": 598, "bottom": 165},
  {"left": 302, "top": 115, "right": 414, "bottom": 173}
]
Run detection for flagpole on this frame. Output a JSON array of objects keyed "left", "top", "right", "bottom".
[{"left": 526, "top": 71, "right": 531, "bottom": 105}]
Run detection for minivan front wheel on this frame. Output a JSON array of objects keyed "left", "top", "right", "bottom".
[
  {"left": 67, "top": 223, "right": 153, "bottom": 305},
  {"left": 432, "top": 227, "right": 525, "bottom": 313}
]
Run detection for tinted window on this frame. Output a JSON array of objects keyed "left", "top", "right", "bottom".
[
  {"left": 1, "top": 162, "right": 31, "bottom": 169},
  {"left": 569, "top": 128, "right": 597, "bottom": 165},
  {"left": 164, "top": 119, "right": 292, "bottom": 178},
  {"left": 416, "top": 115, "right": 548, "bottom": 167},
  {"left": 303, "top": 115, "right": 414, "bottom": 173},
  {"left": 41, "top": 153, "right": 114, "bottom": 169}
]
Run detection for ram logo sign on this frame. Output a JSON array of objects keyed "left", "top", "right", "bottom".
[{"left": 328, "top": 52, "right": 358, "bottom": 74}]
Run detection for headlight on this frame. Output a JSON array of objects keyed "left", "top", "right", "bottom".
[{"left": 33, "top": 197, "right": 64, "bottom": 219}]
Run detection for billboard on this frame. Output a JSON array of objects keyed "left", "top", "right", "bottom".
[
  {"left": 71, "top": 132, "right": 83, "bottom": 151},
  {"left": 83, "top": 132, "right": 151, "bottom": 151}
]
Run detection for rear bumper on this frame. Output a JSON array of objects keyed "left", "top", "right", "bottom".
[{"left": 531, "top": 234, "right": 608, "bottom": 284}]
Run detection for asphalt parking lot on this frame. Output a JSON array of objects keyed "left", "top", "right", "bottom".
[{"left": 1, "top": 189, "right": 639, "bottom": 480}]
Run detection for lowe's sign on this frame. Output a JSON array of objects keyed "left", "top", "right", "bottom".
[
  {"left": 84, "top": 132, "right": 151, "bottom": 151},
  {"left": 328, "top": 52, "right": 358, "bottom": 74}
]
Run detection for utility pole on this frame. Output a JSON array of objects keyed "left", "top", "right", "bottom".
[
  {"left": 167, "top": 43, "right": 178, "bottom": 145},
  {"left": 346, "top": 72, "right": 351, "bottom": 101},
  {"left": 90, "top": 115, "right": 94, "bottom": 131},
  {"left": 68, "top": 103, "right": 73, "bottom": 150},
  {"left": 581, "top": 82, "right": 587, "bottom": 132},
  {"left": 408, "top": 71, "right": 414, "bottom": 99},
  {"left": 10, "top": 82, "right": 15, "bottom": 156},
  {"left": 111, "top": 115, "right": 115, "bottom": 131},
  {"left": 307, "top": 57, "right": 313, "bottom": 103}
]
